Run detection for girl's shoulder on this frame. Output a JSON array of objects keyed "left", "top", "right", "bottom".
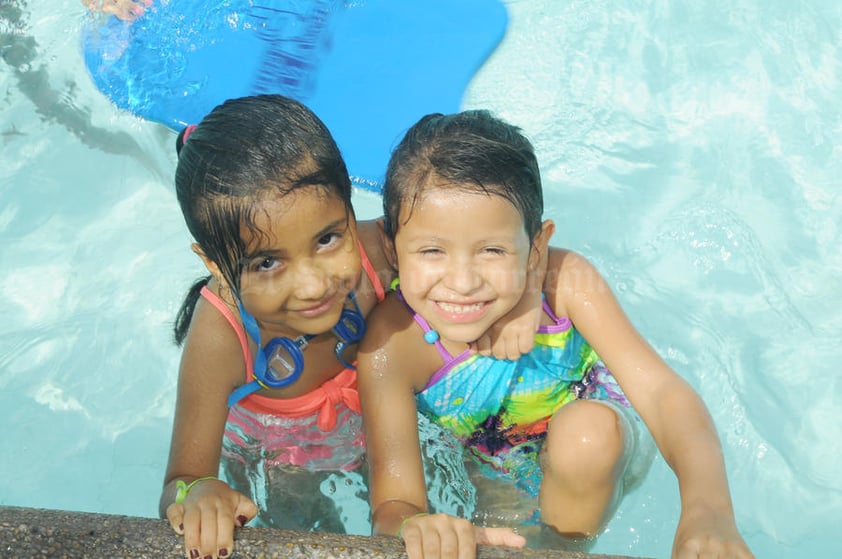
[
  {"left": 545, "top": 247, "right": 610, "bottom": 315},
  {"left": 547, "top": 246, "right": 588, "bottom": 270},
  {"left": 179, "top": 283, "right": 248, "bottom": 387},
  {"left": 363, "top": 291, "right": 414, "bottom": 338},
  {"left": 358, "top": 291, "right": 442, "bottom": 391},
  {"left": 359, "top": 291, "right": 426, "bottom": 358}
]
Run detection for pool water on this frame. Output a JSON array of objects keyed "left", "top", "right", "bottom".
[{"left": 1, "top": 1, "right": 840, "bottom": 558}]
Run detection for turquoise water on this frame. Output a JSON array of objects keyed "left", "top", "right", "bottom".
[{"left": 1, "top": 1, "right": 840, "bottom": 557}]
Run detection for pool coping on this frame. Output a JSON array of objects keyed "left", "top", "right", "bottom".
[{"left": 0, "top": 505, "right": 651, "bottom": 558}]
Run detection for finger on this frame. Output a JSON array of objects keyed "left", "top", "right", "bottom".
[
  {"left": 454, "top": 520, "right": 477, "bottom": 559},
  {"left": 474, "top": 526, "right": 526, "bottom": 548},
  {"left": 234, "top": 496, "right": 258, "bottom": 527},
  {"left": 488, "top": 339, "right": 506, "bottom": 360},
  {"left": 165, "top": 503, "right": 185, "bottom": 534},
  {"left": 505, "top": 337, "right": 521, "bottom": 361},
  {"left": 496, "top": 334, "right": 522, "bottom": 361},
  {"left": 180, "top": 504, "right": 203, "bottom": 559},
  {"left": 493, "top": 331, "right": 527, "bottom": 361},
  {"left": 401, "top": 520, "right": 427, "bottom": 559},
  {"left": 517, "top": 331, "right": 535, "bottom": 355},
  {"left": 420, "top": 529, "right": 442, "bottom": 559},
  {"left": 198, "top": 503, "right": 220, "bottom": 559},
  {"left": 438, "top": 524, "right": 460, "bottom": 559},
  {"left": 215, "top": 505, "right": 235, "bottom": 559}
]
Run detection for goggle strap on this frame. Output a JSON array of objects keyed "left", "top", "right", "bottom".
[
  {"left": 227, "top": 379, "right": 264, "bottom": 408},
  {"left": 237, "top": 299, "right": 269, "bottom": 377},
  {"left": 232, "top": 291, "right": 364, "bottom": 400}
]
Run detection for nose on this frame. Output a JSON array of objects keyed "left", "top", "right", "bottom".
[
  {"left": 291, "top": 258, "right": 331, "bottom": 299},
  {"left": 442, "top": 256, "right": 483, "bottom": 295}
]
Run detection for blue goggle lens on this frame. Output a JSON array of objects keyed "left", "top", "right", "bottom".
[{"left": 262, "top": 337, "right": 305, "bottom": 385}]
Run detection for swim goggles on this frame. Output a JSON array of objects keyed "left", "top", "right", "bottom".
[{"left": 227, "top": 291, "right": 366, "bottom": 408}]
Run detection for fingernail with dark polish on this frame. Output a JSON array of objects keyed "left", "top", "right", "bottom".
[
  {"left": 189, "top": 549, "right": 199, "bottom": 559},
  {"left": 237, "top": 515, "right": 248, "bottom": 526},
  {"left": 218, "top": 548, "right": 229, "bottom": 557},
  {"left": 179, "top": 523, "right": 184, "bottom": 531}
]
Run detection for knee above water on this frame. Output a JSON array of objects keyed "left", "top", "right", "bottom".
[{"left": 543, "top": 401, "right": 626, "bottom": 478}]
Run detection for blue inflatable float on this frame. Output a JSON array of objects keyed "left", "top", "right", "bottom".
[{"left": 83, "top": 0, "right": 508, "bottom": 192}]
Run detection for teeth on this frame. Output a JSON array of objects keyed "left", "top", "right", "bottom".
[{"left": 437, "top": 301, "right": 484, "bottom": 314}]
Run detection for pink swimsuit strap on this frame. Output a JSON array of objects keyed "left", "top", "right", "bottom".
[{"left": 199, "top": 284, "right": 254, "bottom": 374}]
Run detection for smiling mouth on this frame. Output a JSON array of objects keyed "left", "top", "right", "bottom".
[
  {"left": 295, "top": 295, "right": 337, "bottom": 317},
  {"left": 436, "top": 301, "right": 487, "bottom": 314}
]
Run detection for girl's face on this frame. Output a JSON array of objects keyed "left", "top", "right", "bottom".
[
  {"left": 237, "top": 188, "right": 361, "bottom": 338},
  {"left": 392, "top": 186, "right": 536, "bottom": 345}
]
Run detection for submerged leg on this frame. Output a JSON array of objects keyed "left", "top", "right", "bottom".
[{"left": 539, "top": 399, "right": 630, "bottom": 537}]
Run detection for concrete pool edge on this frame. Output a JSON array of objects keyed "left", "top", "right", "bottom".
[{"left": 0, "top": 505, "right": 651, "bottom": 559}]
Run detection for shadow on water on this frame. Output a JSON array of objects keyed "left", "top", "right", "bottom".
[{"left": 0, "top": 0, "right": 168, "bottom": 182}]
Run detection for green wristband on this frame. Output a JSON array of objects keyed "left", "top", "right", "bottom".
[{"left": 174, "top": 476, "right": 217, "bottom": 504}]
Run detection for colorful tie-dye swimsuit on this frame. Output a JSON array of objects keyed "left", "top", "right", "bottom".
[{"left": 407, "top": 295, "right": 631, "bottom": 496}]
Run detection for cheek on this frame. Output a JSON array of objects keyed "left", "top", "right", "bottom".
[
  {"left": 240, "top": 274, "right": 289, "bottom": 305},
  {"left": 486, "top": 261, "right": 527, "bottom": 292},
  {"left": 398, "top": 260, "right": 441, "bottom": 290},
  {"left": 336, "top": 251, "right": 362, "bottom": 283},
  {"left": 239, "top": 273, "right": 264, "bottom": 299}
]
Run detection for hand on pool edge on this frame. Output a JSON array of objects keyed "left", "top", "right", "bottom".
[
  {"left": 672, "top": 503, "right": 756, "bottom": 559},
  {"left": 166, "top": 478, "right": 258, "bottom": 559},
  {"left": 475, "top": 524, "right": 527, "bottom": 549},
  {"left": 400, "top": 513, "right": 526, "bottom": 559},
  {"left": 81, "top": 0, "right": 152, "bottom": 22}
]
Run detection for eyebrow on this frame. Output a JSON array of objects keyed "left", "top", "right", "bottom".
[
  {"left": 243, "top": 216, "right": 349, "bottom": 260},
  {"left": 314, "top": 217, "right": 349, "bottom": 240}
]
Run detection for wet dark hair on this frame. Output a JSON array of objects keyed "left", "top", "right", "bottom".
[
  {"left": 173, "top": 94, "right": 353, "bottom": 345},
  {"left": 382, "top": 110, "right": 543, "bottom": 241}
]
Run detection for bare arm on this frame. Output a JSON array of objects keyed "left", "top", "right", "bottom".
[
  {"left": 357, "top": 297, "right": 430, "bottom": 536},
  {"left": 358, "top": 297, "right": 526, "bottom": 559},
  {"left": 160, "top": 293, "right": 258, "bottom": 559},
  {"left": 547, "top": 250, "right": 754, "bottom": 559}
]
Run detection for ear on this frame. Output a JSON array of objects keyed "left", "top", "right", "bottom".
[
  {"left": 191, "top": 243, "right": 228, "bottom": 287},
  {"left": 528, "top": 219, "right": 555, "bottom": 271},
  {"left": 376, "top": 217, "right": 398, "bottom": 271}
]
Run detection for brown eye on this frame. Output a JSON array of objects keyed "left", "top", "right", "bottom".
[
  {"left": 317, "top": 232, "right": 342, "bottom": 250},
  {"left": 253, "top": 257, "right": 281, "bottom": 272}
]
